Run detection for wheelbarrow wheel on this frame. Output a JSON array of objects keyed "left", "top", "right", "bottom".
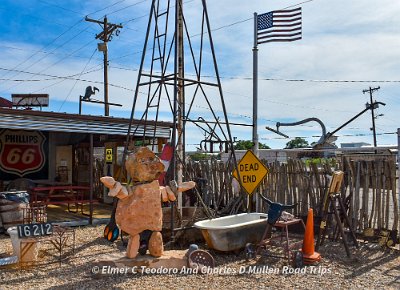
[
  {"left": 292, "top": 251, "right": 304, "bottom": 268},
  {"left": 245, "top": 243, "right": 256, "bottom": 261}
]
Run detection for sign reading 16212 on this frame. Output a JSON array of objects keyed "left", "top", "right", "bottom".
[
  {"left": 232, "top": 150, "right": 269, "bottom": 195},
  {"left": 17, "top": 223, "right": 53, "bottom": 238}
]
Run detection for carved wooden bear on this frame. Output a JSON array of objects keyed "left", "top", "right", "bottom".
[{"left": 100, "top": 146, "right": 194, "bottom": 258}]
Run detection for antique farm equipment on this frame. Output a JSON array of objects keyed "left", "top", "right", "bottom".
[
  {"left": 266, "top": 101, "right": 386, "bottom": 149},
  {"left": 245, "top": 195, "right": 305, "bottom": 267}
]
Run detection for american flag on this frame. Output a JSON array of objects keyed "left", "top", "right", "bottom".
[{"left": 257, "top": 7, "right": 302, "bottom": 44}]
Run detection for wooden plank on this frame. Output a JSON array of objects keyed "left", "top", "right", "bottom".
[
  {"left": 389, "top": 160, "right": 398, "bottom": 231},
  {"left": 376, "top": 161, "right": 382, "bottom": 229},
  {"left": 354, "top": 161, "right": 361, "bottom": 231},
  {"left": 362, "top": 161, "right": 369, "bottom": 229},
  {"left": 384, "top": 162, "right": 390, "bottom": 230},
  {"left": 369, "top": 161, "right": 376, "bottom": 228}
]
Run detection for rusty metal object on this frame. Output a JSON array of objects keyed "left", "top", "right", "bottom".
[{"left": 188, "top": 249, "right": 215, "bottom": 271}]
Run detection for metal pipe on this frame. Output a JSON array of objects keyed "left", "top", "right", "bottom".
[{"left": 89, "top": 133, "right": 94, "bottom": 225}]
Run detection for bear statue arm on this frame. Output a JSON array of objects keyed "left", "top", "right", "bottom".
[
  {"left": 100, "top": 176, "right": 129, "bottom": 199},
  {"left": 160, "top": 186, "right": 176, "bottom": 202},
  {"left": 159, "top": 181, "right": 196, "bottom": 202}
]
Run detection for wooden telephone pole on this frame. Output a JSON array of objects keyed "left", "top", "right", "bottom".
[
  {"left": 363, "top": 86, "right": 381, "bottom": 151},
  {"left": 85, "top": 16, "right": 122, "bottom": 116}
]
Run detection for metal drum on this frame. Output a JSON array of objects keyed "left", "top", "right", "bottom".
[{"left": 0, "top": 191, "right": 29, "bottom": 230}]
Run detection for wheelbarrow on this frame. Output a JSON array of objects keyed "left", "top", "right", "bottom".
[{"left": 245, "top": 194, "right": 305, "bottom": 268}]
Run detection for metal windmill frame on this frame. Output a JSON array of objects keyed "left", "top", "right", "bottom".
[{"left": 123, "top": 0, "right": 241, "bottom": 225}]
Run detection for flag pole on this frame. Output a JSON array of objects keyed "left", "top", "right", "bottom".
[
  {"left": 252, "top": 12, "right": 260, "bottom": 213},
  {"left": 252, "top": 12, "right": 259, "bottom": 158}
]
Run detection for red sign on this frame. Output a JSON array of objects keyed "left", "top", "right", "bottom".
[{"left": 0, "top": 130, "right": 46, "bottom": 176}]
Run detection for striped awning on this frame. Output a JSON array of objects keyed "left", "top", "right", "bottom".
[{"left": 0, "top": 108, "right": 172, "bottom": 138}]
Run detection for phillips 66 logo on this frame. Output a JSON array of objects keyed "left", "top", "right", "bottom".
[{"left": 0, "top": 129, "right": 46, "bottom": 176}]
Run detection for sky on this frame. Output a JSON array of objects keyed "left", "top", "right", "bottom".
[{"left": 0, "top": 0, "right": 399, "bottom": 150}]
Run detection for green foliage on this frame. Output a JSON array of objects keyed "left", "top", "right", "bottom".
[
  {"left": 304, "top": 158, "right": 337, "bottom": 167},
  {"left": 234, "top": 140, "right": 270, "bottom": 150},
  {"left": 259, "top": 143, "right": 270, "bottom": 149},
  {"left": 285, "top": 137, "right": 309, "bottom": 149}
]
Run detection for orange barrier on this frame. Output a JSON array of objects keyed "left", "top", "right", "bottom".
[{"left": 302, "top": 208, "right": 321, "bottom": 264}]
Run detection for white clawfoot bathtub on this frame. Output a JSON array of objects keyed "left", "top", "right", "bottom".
[{"left": 194, "top": 213, "right": 268, "bottom": 252}]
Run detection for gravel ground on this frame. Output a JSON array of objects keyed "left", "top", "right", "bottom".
[{"left": 0, "top": 225, "right": 399, "bottom": 290}]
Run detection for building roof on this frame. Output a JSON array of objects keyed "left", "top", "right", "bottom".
[
  {"left": 0, "top": 108, "right": 172, "bottom": 138},
  {"left": 0, "top": 97, "right": 12, "bottom": 108}
]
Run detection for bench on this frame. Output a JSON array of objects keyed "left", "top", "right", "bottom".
[{"left": 29, "top": 186, "right": 96, "bottom": 215}]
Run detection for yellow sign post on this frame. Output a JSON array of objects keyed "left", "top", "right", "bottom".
[
  {"left": 232, "top": 150, "right": 269, "bottom": 195},
  {"left": 105, "top": 148, "right": 113, "bottom": 164}
]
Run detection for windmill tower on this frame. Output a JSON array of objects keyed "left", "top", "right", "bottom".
[{"left": 125, "top": 0, "right": 240, "bottom": 221}]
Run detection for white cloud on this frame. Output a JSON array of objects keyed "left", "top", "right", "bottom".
[{"left": 0, "top": 0, "right": 398, "bottom": 149}]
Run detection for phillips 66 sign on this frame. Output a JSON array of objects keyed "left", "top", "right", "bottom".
[{"left": 0, "top": 129, "right": 47, "bottom": 177}]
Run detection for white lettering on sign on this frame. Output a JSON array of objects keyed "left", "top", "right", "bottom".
[{"left": 0, "top": 129, "right": 46, "bottom": 176}]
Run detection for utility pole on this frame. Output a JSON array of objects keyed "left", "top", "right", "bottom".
[
  {"left": 252, "top": 12, "right": 259, "bottom": 213},
  {"left": 85, "top": 16, "right": 122, "bottom": 116},
  {"left": 363, "top": 86, "right": 381, "bottom": 151},
  {"left": 176, "top": 0, "right": 184, "bottom": 218}
]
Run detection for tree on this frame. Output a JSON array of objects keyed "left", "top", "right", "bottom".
[
  {"left": 285, "top": 137, "right": 309, "bottom": 149},
  {"left": 234, "top": 140, "right": 270, "bottom": 150}
]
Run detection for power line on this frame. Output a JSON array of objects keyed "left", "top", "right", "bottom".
[
  {"left": 121, "top": 0, "right": 195, "bottom": 25},
  {"left": 202, "top": 74, "right": 400, "bottom": 83},
  {"left": 0, "top": 0, "right": 142, "bottom": 93},
  {"left": 0, "top": 19, "right": 84, "bottom": 83},
  {"left": 37, "top": 0, "right": 130, "bottom": 18},
  {"left": 101, "top": 64, "right": 400, "bottom": 84},
  {"left": 257, "top": 77, "right": 400, "bottom": 83},
  {"left": 87, "top": 0, "right": 128, "bottom": 17},
  {"left": 37, "top": 0, "right": 82, "bottom": 15},
  {"left": 107, "top": 0, "right": 149, "bottom": 16},
  {"left": 283, "top": 0, "right": 315, "bottom": 10},
  {"left": 1, "top": 64, "right": 396, "bottom": 123},
  {"left": 0, "top": 68, "right": 102, "bottom": 82},
  {"left": 58, "top": 48, "right": 98, "bottom": 112},
  {"left": 0, "top": 26, "right": 94, "bottom": 94}
]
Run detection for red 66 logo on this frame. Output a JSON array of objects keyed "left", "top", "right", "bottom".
[{"left": 0, "top": 129, "right": 46, "bottom": 176}]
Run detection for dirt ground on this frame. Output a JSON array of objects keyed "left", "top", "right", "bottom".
[{"left": 0, "top": 225, "right": 399, "bottom": 289}]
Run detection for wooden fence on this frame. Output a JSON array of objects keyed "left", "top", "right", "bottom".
[{"left": 185, "top": 157, "right": 399, "bottom": 233}]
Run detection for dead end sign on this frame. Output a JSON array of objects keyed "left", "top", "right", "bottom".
[{"left": 232, "top": 150, "right": 269, "bottom": 195}]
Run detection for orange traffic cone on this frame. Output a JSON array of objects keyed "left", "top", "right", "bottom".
[{"left": 302, "top": 208, "right": 321, "bottom": 264}]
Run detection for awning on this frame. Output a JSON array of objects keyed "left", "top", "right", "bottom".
[{"left": 0, "top": 108, "right": 172, "bottom": 138}]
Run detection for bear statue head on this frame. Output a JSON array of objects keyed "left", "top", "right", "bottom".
[{"left": 125, "top": 147, "right": 165, "bottom": 183}]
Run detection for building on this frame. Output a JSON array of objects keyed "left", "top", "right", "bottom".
[
  {"left": 340, "top": 142, "right": 371, "bottom": 148},
  {"left": 0, "top": 107, "right": 173, "bottom": 196}
]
